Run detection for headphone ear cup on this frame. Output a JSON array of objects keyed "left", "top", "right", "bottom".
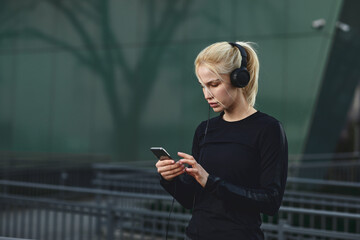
[{"left": 230, "top": 67, "right": 250, "bottom": 88}]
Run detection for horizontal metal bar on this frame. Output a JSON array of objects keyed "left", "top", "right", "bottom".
[
  {"left": 0, "top": 194, "right": 185, "bottom": 217},
  {"left": 285, "top": 190, "right": 360, "bottom": 203},
  {"left": 114, "top": 207, "right": 191, "bottom": 221},
  {"left": 282, "top": 224, "right": 360, "bottom": 239},
  {"left": 289, "top": 160, "right": 360, "bottom": 168},
  {"left": 261, "top": 223, "right": 360, "bottom": 239},
  {"left": 0, "top": 180, "right": 171, "bottom": 201},
  {"left": 283, "top": 196, "right": 360, "bottom": 209},
  {"left": 287, "top": 177, "right": 360, "bottom": 188},
  {"left": 0, "top": 194, "right": 106, "bottom": 213},
  {"left": 289, "top": 152, "right": 360, "bottom": 161},
  {"left": 280, "top": 206, "right": 360, "bottom": 219}
]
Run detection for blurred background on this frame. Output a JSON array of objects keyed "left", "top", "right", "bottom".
[{"left": 0, "top": 0, "right": 360, "bottom": 240}]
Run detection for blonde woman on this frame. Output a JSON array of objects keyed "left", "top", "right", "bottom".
[{"left": 156, "top": 41, "right": 288, "bottom": 240}]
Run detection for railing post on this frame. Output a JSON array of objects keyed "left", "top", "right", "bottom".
[
  {"left": 278, "top": 219, "right": 287, "bottom": 240},
  {"left": 107, "top": 203, "right": 115, "bottom": 240},
  {"left": 95, "top": 194, "right": 102, "bottom": 238}
]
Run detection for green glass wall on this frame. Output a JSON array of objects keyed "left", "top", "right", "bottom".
[
  {"left": 305, "top": 0, "right": 360, "bottom": 155},
  {"left": 0, "top": 0, "right": 344, "bottom": 162}
]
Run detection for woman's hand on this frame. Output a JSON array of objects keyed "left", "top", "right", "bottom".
[
  {"left": 155, "top": 158, "right": 185, "bottom": 181},
  {"left": 178, "top": 152, "right": 209, "bottom": 188}
]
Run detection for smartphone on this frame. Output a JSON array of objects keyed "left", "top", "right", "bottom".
[{"left": 150, "top": 147, "right": 172, "bottom": 160}]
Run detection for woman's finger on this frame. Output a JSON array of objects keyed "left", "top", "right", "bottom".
[
  {"left": 161, "top": 164, "right": 186, "bottom": 180},
  {"left": 162, "top": 167, "right": 185, "bottom": 178},
  {"left": 185, "top": 167, "right": 198, "bottom": 174},
  {"left": 155, "top": 159, "right": 175, "bottom": 168},
  {"left": 177, "top": 152, "right": 194, "bottom": 160},
  {"left": 158, "top": 162, "right": 183, "bottom": 174},
  {"left": 179, "top": 158, "right": 197, "bottom": 166}
]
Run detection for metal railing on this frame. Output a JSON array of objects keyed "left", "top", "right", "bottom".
[
  {"left": 288, "top": 152, "right": 360, "bottom": 182},
  {"left": 1, "top": 179, "right": 360, "bottom": 240},
  {"left": 0, "top": 152, "right": 110, "bottom": 188},
  {"left": 2, "top": 152, "right": 360, "bottom": 240},
  {"left": 91, "top": 164, "right": 360, "bottom": 237}
]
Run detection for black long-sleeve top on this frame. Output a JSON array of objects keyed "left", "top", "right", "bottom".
[{"left": 160, "top": 111, "right": 288, "bottom": 240}]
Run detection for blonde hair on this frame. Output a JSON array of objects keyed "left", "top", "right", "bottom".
[{"left": 194, "top": 41, "right": 259, "bottom": 107}]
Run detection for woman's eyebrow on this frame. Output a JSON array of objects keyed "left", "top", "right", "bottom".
[{"left": 203, "top": 79, "right": 221, "bottom": 84}]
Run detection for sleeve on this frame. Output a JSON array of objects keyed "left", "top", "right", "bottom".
[
  {"left": 203, "top": 121, "right": 288, "bottom": 216},
  {"left": 159, "top": 124, "right": 203, "bottom": 209}
]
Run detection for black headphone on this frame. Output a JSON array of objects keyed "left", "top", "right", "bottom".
[{"left": 229, "top": 42, "right": 250, "bottom": 88}]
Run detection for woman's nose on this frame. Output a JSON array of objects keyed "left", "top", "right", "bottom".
[{"left": 203, "top": 88, "right": 213, "bottom": 99}]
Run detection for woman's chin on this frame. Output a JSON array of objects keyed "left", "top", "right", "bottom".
[{"left": 212, "top": 106, "right": 224, "bottom": 113}]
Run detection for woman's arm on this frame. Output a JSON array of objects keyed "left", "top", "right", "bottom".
[
  {"left": 160, "top": 172, "right": 198, "bottom": 209},
  {"left": 156, "top": 159, "right": 197, "bottom": 209}
]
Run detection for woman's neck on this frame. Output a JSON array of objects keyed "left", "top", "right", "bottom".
[{"left": 222, "top": 98, "right": 257, "bottom": 122}]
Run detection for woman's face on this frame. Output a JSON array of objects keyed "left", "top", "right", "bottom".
[{"left": 197, "top": 65, "right": 239, "bottom": 112}]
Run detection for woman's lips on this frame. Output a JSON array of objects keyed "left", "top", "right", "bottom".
[{"left": 209, "top": 102, "right": 218, "bottom": 108}]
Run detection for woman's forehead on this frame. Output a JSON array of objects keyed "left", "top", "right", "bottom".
[
  {"left": 197, "top": 65, "right": 218, "bottom": 79},
  {"left": 197, "top": 65, "right": 226, "bottom": 83}
]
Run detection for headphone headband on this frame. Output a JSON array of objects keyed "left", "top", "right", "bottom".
[{"left": 229, "top": 42, "right": 248, "bottom": 69}]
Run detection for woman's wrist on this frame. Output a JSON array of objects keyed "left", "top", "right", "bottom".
[{"left": 200, "top": 172, "right": 209, "bottom": 187}]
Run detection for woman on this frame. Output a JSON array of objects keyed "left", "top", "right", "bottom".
[{"left": 155, "top": 41, "right": 288, "bottom": 240}]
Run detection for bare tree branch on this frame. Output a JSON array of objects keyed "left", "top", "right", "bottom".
[
  {"left": 135, "top": 0, "right": 192, "bottom": 91},
  {"left": 20, "top": 27, "right": 102, "bottom": 75},
  {"left": 0, "top": 1, "right": 38, "bottom": 31},
  {"left": 71, "top": 1, "right": 99, "bottom": 24},
  {"left": 46, "top": 0, "right": 105, "bottom": 74}
]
